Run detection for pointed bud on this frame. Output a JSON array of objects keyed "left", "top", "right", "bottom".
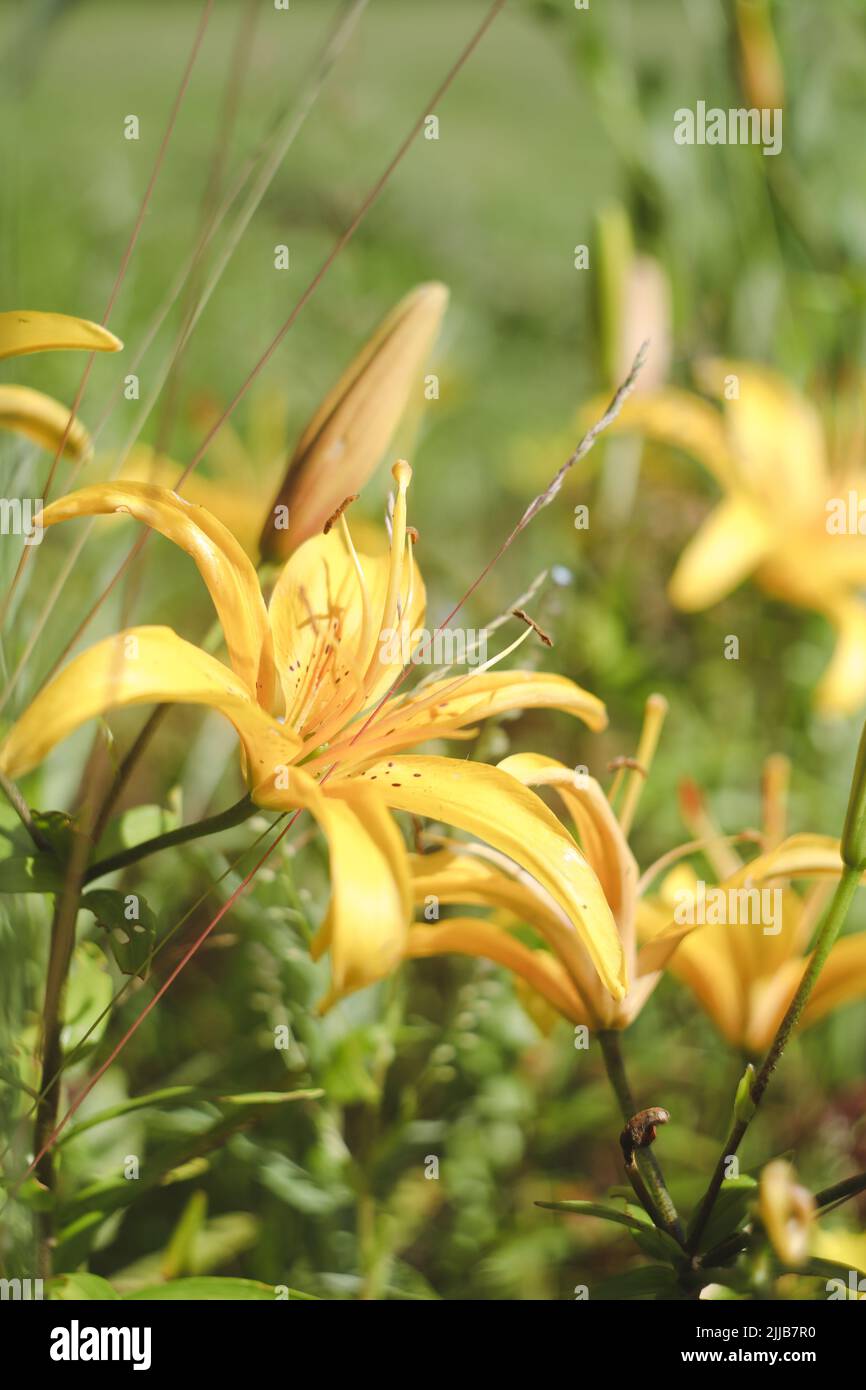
[
  {"left": 259, "top": 282, "right": 448, "bottom": 562},
  {"left": 733, "top": 1061, "right": 756, "bottom": 1126}
]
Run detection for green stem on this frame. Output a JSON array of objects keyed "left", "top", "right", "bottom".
[
  {"left": 85, "top": 794, "right": 256, "bottom": 883},
  {"left": 0, "top": 769, "right": 52, "bottom": 853},
  {"left": 814, "top": 1170, "right": 866, "bottom": 1213},
  {"left": 598, "top": 1029, "right": 685, "bottom": 1246},
  {"left": 687, "top": 865, "right": 862, "bottom": 1254}
]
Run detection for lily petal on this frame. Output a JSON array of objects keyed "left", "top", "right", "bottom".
[
  {"left": 668, "top": 494, "right": 774, "bottom": 610},
  {"left": 695, "top": 359, "right": 826, "bottom": 513},
  {"left": 269, "top": 528, "right": 425, "bottom": 737},
  {"left": 496, "top": 752, "right": 636, "bottom": 944},
  {"left": 37, "top": 483, "right": 275, "bottom": 707},
  {"left": 0, "top": 626, "right": 298, "bottom": 786},
  {"left": 340, "top": 754, "right": 627, "bottom": 1001},
  {"left": 308, "top": 785, "right": 411, "bottom": 1004},
  {"left": 0, "top": 385, "right": 92, "bottom": 460},
  {"left": 748, "top": 933, "right": 866, "bottom": 1052},
  {"left": 0, "top": 310, "right": 122, "bottom": 360},
  {"left": 815, "top": 597, "right": 866, "bottom": 716}
]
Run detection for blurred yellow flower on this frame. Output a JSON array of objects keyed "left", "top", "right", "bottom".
[
  {"left": 640, "top": 755, "right": 866, "bottom": 1053},
  {"left": 596, "top": 360, "right": 866, "bottom": 714},
  {"left": 760, "top": 1158, "right": 814, "bottom": 1268},
  {"left": 0, "top": 310, "right": 122, "bottom": 462},
  {"left": 0, "top": 471, "right": 625, "bottom": 1010}
]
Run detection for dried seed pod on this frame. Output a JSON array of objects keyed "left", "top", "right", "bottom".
[{"left": 620, "top": 1106, "right": 671, "bottom": 1166}]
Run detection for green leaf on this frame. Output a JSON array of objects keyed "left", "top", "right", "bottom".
[
  {"left": 161, "top": 1191, "right": 208, "bottom": 1281},
  {"left": 59, "top": 1086, "right": 200, "bottom": 1146},
  {"left": 217, "top": 1089, "right": 323, "bottom": 1108},
  {"left": 49, "top": 1273, "right": 121, "bottom": 1301},
  {"left": 536, "top": 1198, "right": 659, "bottom": 1234},
  {"left": 62, "top": 941, "right": 113, "bottom": 1053},
  {"left": 0, "top": 854, "right": 65, "bottom": 893},
  {"left": 689, "top": 1176, "right": 757, "bottom": 1253},
  {"left": 591, "top": 1264, "right": 680, "bottom": 1300},
  {"left": 123, "top": 1277, "right": 315, "bottom": 1301},
  {"left": 82, "top": 888, "right": 157, "bottom": 979}
]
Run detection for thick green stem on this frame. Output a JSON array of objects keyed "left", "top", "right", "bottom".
[
  {"left": 85, "top": 795, "right": 256, "bottom": 883},
  {"left": 598, "top": 1029, "right": 685, "bottom": 1246},
  {"left": 687, "top": 865, "right": 862, "bottom": 1254}
]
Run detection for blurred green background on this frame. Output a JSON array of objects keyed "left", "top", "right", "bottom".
[{"left": 1, "top": 0, "right": 866, "bottom": 1299}]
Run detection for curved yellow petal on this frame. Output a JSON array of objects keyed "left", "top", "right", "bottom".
[
  {"left": 37, "top": 483, "right": 274, "bottom": 707},
  {"left": 408, "top": 846, "right": 572, "bottom": 939},
  {"left": 659, "top": 918, "right": 747, "bottom": 1046},
  {"left": 407, "top": 917, "right": 586, "bottom": 1023},
  {"left": 669, "top": 494, "right": 774, "bottom": 610},
  {"left": 269, "top": 528, "right": 425, "bottom": 739},
  {"left": 815, "top": 598, "right": 866, "bottom": 717},
  {"left": 119, "top": 444, "right": 272, "bottom": 559},
  {"left": 496, "top": 752, "right": 636, "bottom": 941},
  {"left": 726, "top": 833, "right": 845, "bottom": 884},
  {"left": 695, "top": 359, "right": 826, "bottom": 513},
  {"left": 0, "top": 626, "right": 298, "bottom": 787},
  {"left": 0, "top": 385, "right": 92, "bottom": 461},
  {"left": 260, "top": 282, "right": 448, "bottom": 560},
  {"left": 748, "top": 933, "right": 866, "bottom": 1053},
  {"left": 0, "top": 310, "right": 122, "bottom": 361},
  {"left": 309, "top": 787, "right": 411, "bottom": 1004},
  {"left": 338, "top": 754, "right": 627, "bottom": 1002}
]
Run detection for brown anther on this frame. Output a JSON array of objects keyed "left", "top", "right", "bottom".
[
  {"left": 619, "top": 1107, "right": 671, "bottom": 1166},
  {"left": 512, "top": 608, "right": 553, "bottom": 647},
  {"left": 608, "top": 755, "right": 647, "bottom": 777},
  {"left": 407, "top": 525, "right": 419, "bottom": 545},
  {"left": 323, "top": 494, "right": 360, "bottom": 534}
]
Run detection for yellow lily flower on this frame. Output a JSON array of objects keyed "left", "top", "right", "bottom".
[
  {"left": 639, "top": 757, "right": 866, "bottom": 1054},
  {"left": 405, "top": 695, "right": 679, "bottom": 1030},
  {"left": 593, "top": 360, "right": 866, "bottom": 714},
  {"left": 0, "top": 471, "right": 626, "bottom": 1008},
  {"left": 0, "top": 310, "right": 122, "bottom": 462}
]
